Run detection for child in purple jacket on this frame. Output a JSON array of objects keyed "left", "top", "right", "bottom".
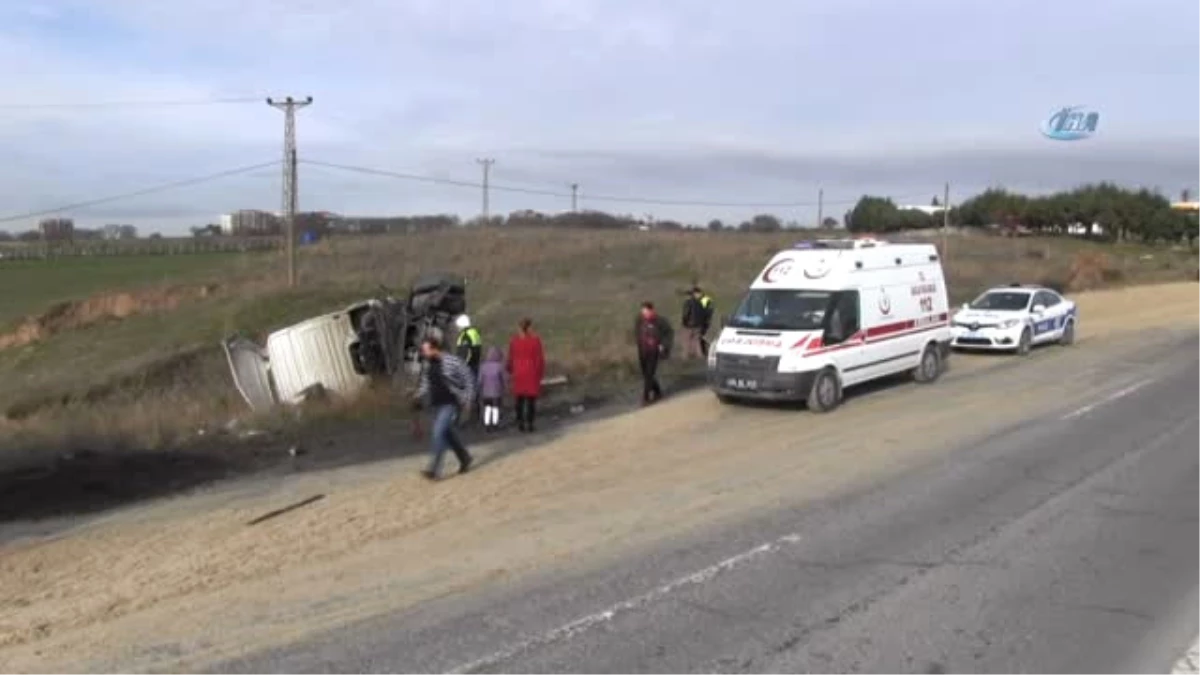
[{"left": 477, "top": 346, "right": 509, "bottom": 432}]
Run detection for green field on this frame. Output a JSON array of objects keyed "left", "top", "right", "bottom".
[{"left": 0, "top": 254, "right": 251, "bottom": 327}]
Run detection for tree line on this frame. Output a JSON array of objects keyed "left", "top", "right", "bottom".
[{"left": 846, "top": 183, "right": 1197, "bottom": 245}]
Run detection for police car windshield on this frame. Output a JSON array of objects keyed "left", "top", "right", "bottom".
[
  {"left": 969, "top": 291, "right": 1031, "bottom": 311},
  {"left": 729, "top": 290, "right": 831, "bottom": 331}
]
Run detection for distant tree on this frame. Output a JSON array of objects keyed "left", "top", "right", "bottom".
[
  {"left": 707, "top": 219, "right": 724, "bottom": 232},
  {"left": 739, "top": 213, "right": 783, "bottom": 232},
  {"left": 846, "top": 196, "right": 896, "bottom": 233},
  {"left": 821, "top": 216, "right": 840, "bottom": 229},
  {"left": 931, "top": 195, "right": 941, "bottom": 207},
  {"left": 1182, "top": 188, "right": 1192, "bottom": 203}
]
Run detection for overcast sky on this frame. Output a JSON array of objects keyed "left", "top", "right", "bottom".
[{"left": 0, "top": 0, "right": 1196, "bottom": 233}]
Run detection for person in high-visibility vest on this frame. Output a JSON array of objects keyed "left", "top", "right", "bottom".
[
  {"left": 682, "top": 286, "right": 715, "bottom": 358},
  {"left": 454, "top": 314, "right": 483, "bottom": 376}
]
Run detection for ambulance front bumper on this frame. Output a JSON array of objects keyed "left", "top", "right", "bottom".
[{"left": 707, "top": 353, "right": 816, "bottom": 402}]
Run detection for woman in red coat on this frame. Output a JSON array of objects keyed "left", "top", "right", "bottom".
[{"left": 507, "top": 317, "right": 545, "bottom": 433}]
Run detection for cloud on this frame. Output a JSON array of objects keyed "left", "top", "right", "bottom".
[{"left": 0, "top": 0, "right": 1195, "bottom": 232}]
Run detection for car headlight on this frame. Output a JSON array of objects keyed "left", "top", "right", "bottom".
[{"left": 1000, "top": 319, "right": 1021, "bottom": 328}]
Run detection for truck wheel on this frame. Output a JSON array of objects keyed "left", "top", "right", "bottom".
[
  {"left": 913, "top": 344, "right": 942, "bottom": 383},
  {"left": 1016, "top": 327, "right": 1033, "bottom": 356},
  {"left": 1058, "top": 320, "right": 1076, "bottom": 346},
  {"left": 807, "top": 368, "right": 841, "bottom": 413}
]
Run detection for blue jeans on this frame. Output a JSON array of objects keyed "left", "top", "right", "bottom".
[{"left": 428, "top": 404, "right": 471, "bottom": 476}]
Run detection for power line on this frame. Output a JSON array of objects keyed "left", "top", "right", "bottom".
[
  {"left": 0, "top": 160, "right": 280, "bottom": 225},
  {"left": 301, "top": 158, "right": 922, "bottom": 208},
  {"left": 0, "top": 97, "right": 263, "bottom": 110}
]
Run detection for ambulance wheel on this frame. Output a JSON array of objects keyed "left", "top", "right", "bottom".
[
  {"left": 913, "top": 343, "right": 942, "bottom": 383},
  {"left": 807, "top": 368, "right": 841, "bottom": 413},
  {"left": 716, "top": 394, "right": 735, "bottom": 405},
  {"left": 1058, "top": 320, "right": 1076, "bottom": 346},
  {"left": 1016, "top": 327, "right": 1033, "bottom": 356}
]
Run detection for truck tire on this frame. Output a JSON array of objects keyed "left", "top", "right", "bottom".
[{"left": 807, "top": 368, "right": 842, "bottom": 413}]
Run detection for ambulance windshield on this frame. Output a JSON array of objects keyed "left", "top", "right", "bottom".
[{"left": 729, "top": 290, "right": 832, "bottom": 331}]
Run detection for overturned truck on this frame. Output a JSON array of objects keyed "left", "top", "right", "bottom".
[{"left": 223, "top": 273, "right": 467, "bottom": 411}]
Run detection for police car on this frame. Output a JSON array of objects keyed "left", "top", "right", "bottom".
[{"left": 950, "top": 284, "right": 1077, "bottom": 355}]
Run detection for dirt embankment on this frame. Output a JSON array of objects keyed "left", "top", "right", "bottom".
[
  {"left": 0, "top": 282, "right": 1195, "bottom": 672},
  {"left": 0, "top": 284, "right": 219, "bottom": 352}
]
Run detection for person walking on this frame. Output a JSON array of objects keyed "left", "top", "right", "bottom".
[
  {"left": 477, "top": 346, "right": 509, "bottom": 432},
  {"left": 411, "top": 336, "right": 475, "bottom": 480},
  {"left": 681, "top": 286, "right": 715, "bottom": 359},
  {"left": 454, "top": 314, "right": 484, "bottom": 376},
  {"left": 634, "top": 301, "right": 674, "bottom": 405},
  {"left": 506, "top": 318, "right": 545, "bottom": 433}
]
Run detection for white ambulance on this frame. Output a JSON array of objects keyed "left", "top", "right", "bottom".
[{"left": 707, "top": 237, "right": 952, "bottom": 412}]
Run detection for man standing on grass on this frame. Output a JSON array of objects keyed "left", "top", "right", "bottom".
[
  {"left": 412, "top": 336, "right": 475, "bottom": 481},
  {"left": 681, "top": 285, "right": 715, "bottom": 359},
  {"left": 633, "top": 301, "right": 674, "bottom": 406}
]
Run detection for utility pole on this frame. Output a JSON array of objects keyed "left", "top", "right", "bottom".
[
  {"left": 569, "top": 183, "right": 579, "bottom": 212},
  {"left": 476, "top": 158, "right": 495, "bottom": 223},
  {"left": 267, "top": 95, "right": 312, "bottom": 288},
  {"left": 942, "top": 182, "right": 951, "bottom": 262},
  {"left": 817, "top": 188, "right": 824, "bottom": 229}
]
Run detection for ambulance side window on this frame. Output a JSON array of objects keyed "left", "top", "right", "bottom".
[{"left": 824, "top": 291, "right": 860, "bottom": 344}]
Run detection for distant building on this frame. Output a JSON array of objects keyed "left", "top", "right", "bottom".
[
  {"left": 1170, "top": 201, "right": 1199, "bottom": 212},
  {"left": 897, "top": 205, "right": 947, "bottom": 216},
  {"left": 38, "top": 217, "right": 75, "bottom": 241},
  {"left": 219, "top": 209, "right": 281, "bottom": 235},
  {"left": 1066, "top": 222, "right": 1105, "bottom": 237},
  {"left": 102, "top": 224, "right": 138, "bottom": 240}
]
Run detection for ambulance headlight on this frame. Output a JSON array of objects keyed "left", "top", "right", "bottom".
[{"left": 1000, "top": 319, "right": 1021, "bottom": 329}]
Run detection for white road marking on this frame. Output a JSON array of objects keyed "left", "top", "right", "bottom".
[
  {"left": 1173, "top": 637, "right": 1199, "bottom": 674},
  {"left": 1061, "top": 378, "right": 1155, "bottom": 420},
  {"left": 448, "top": 533, "right": 804, "bottom": 674}
]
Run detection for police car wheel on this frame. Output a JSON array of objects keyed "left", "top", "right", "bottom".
[
  {"left": 807, "top": 369, "right": 841, "bottom": 413},
  {"left": 913, "top": 344, "right": 942, "bottom": 383},
  {"left": 1016, "top": 328, "right": 1032, "bottom": 356},
  {"left": 1059, "top": 320, "right": 1076, "bottom": 346},
  {"left": 716, "top": 394, "right": 736, "bottom": 405}
]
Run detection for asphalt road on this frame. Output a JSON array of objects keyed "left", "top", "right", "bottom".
[{"left": 221, "top": 336, "right": 1199, "bottom": 674}]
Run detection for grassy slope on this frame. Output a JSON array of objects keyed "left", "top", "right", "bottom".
[
  {"left": 0, "top": 228, "right": 1194, "bottom": 452},
  {"left": 0, "top": 253, "right": 250, "bottom": 328}
]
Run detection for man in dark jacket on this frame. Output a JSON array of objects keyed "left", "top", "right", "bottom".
[
  {"left": 681, "top": 286, "right": 715, "bottom": 359},
  {"left": 412, "top": 336, "right": 475, "bottom": 480},
  {"left": 633, "top": 301, "right": 674, "bottom": 405}
]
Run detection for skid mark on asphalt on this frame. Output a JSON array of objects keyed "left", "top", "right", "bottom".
[{"left": 448, "top": 533, "right": 805, "bottom": 674}]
